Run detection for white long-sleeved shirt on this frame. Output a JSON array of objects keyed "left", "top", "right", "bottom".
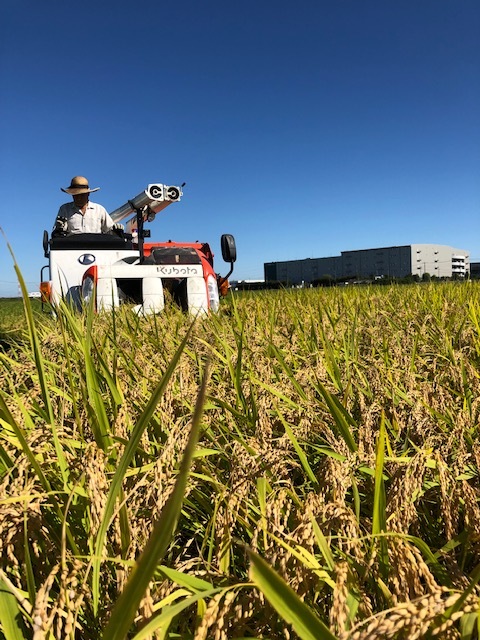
[{"left": 55, "top": 201, "right": 114, "bottom": 234}]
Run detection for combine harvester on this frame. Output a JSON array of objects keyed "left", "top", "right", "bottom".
[{"left": 40, "top": 183, "right": 236, "bottom": 315}]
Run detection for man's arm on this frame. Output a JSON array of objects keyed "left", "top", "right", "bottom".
[
  {"left": 100, "top": 206, "right": 114, "bottom": 233},
  {"left": 101, "top": 207, "right": 125, "bottom": 235}
]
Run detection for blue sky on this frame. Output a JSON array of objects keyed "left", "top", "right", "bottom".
[{"left": 1, "top": 0, "right": 479, "bottom": 295}]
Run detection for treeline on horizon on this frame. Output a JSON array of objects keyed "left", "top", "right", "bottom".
[{"left": 235, "top": 272, "right": 472, "bottom": 290}]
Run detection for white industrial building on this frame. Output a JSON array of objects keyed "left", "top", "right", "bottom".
[{"left": 264, "top": 244, "right": 470, "bottom": 284}]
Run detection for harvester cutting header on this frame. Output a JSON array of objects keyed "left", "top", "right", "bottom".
[{"left": 40, "top": 181, "right": 236, "bottom": 315}]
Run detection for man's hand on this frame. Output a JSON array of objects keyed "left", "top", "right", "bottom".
[
  {"left": 52, "top": 216, "right": 68, "bottom": 236},
  {"left": 54, "top": 216, "right": 68, "bottom": 233},
  {"left": 111, "top": 223, "right": 124, "bottom": 236}
]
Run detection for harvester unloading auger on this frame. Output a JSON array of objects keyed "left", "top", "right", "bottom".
[
  {"left": 40, "top": 183, "right": 236, "bottom": 315},
  {"left": 110, "top": 183, "right": 183, "bottom": 235}
]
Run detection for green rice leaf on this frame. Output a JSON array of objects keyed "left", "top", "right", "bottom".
[
  {"left": 92, "top": 322, "right": 195, "bottom": 614},
  {"left": 100, "top": 355, "right": 208, "bottom": 638},
  {"left": 247, "top": 548, "right": 338, "bottom": 640},
  {"left": 5, "top": 241, "right": 69, "bottom": 487},
  {"left": 268, "top": 343, "right": 309, "bottom": 401},
  {"left": 156, "top": 565, "right": 213, "bottom": 592},
  {"left": 257, "top": 476, "right": 268, "bottom": 549},
  {"left": 277, "top": 412, "right": 319, "bottom": 488},
  {"left": 459, "top": 611, "right": 477, "bottom": 640},
  {"left": 441, "top": 564, "right": 480, "bottom": 625},
  {"left": 4, "top": 238, "right": 54, "bottom": 426},
  {"left": 251, "top": 377, "right": 302, "bottom": 410},
  {"left": 83, "top": 314, "right": 113, "bottom": 451},
  {"left": 372, "top": 414, "right": 386, "bottom": 536},
  {"left": 129, "top": 587, "right": 223, "bottom": 640},
  {"left": 315, "top": 381, "right": 357, "bottom": 452},
  {"left": 0, "top": 578, "right": 27, "bottom": 640},
  {"left": 265, "top": 531, "right": 336, "bottom": 589},
  {"left": 310, "top": 516, "right": 335, "bottom": 571},
  {"left": 23, "top": 513, "right": 36, "bottom": 609},
  {"left": 372, "top": 413, "right": 388, "bottom": 577},
  {"left": 0, "top": 393, "right": 51, "bottom": 493},
  {"left": 0, "top": 441, "right": 14, "bottom": 470}
]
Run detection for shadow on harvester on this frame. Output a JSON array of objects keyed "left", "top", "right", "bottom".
[
  {"left": 41, "top": 231, "right": 135, "bottom": 310},
  {"left": 114, "top": 272, "right": 189, "bottom": 312}
]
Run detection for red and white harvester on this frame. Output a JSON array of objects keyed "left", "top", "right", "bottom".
[{"left": 40, "top": 183, "right": 236, "bottom": 315}]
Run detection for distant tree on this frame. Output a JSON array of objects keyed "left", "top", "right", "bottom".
[
  {"left": 312, "top": 274, "right": 334, "bottom": 287},
  {"left": 377, "top": 276, "right": 395, "bottom": 285},
  {"left": 422, "top": 272, "right": 431, "bottom": 282}
]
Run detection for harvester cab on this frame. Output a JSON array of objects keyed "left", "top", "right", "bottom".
[{"left": 40, "top": 183, "right": 236, "bottom": 315}]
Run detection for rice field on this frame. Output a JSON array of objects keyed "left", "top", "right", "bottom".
[{"left": 1, "top": 279, "right": 480, "bottom": 639}]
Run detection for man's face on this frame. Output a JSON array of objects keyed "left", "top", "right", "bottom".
[{"left": 73, "top": 192, "right": 89, "bottom": 208}]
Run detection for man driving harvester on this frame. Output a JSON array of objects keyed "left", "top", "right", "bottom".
[{"left": 53, "top": 176, "right": 123, "bottom": 236}]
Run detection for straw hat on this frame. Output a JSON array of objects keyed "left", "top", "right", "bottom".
[{"left": 61, "top": 176, "right": 100, "bottom": 195}]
